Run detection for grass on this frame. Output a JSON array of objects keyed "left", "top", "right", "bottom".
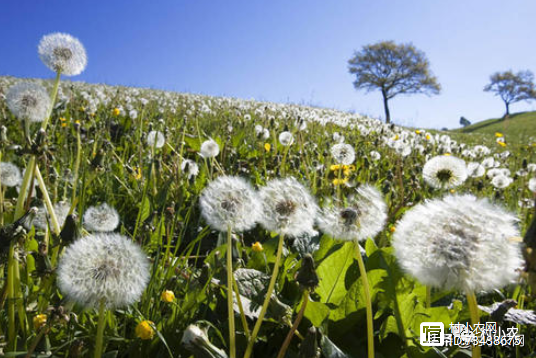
[{"left": 454, "top": 111, "right": 536, "bottom": 143}]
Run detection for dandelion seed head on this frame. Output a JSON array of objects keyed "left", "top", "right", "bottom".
[
  {"left": 317, "top": 185, "right": 387, "bottom": 242},
  {"left": 0, "top": 162, "right": 22, "bottom": 187},
  {"left": 467, "top": 162, "right": 485, "bottom": 178},
  {"left": 529, "top": 178, "right": 536, "bottom": 193},
  {"left": 146, "top": 130, "right": 165, "bottom": 149},
  {"left": 392, "top": 194, "right": 523, "bottom": 292},
  {"left": 57, "top": 232, "right": 150, "bottom": 308},
  {"left": 181, "top": 159, "right": 199, "bottom": 179},
  {"left": 491, "top": 175, "right": 513, "bottom": 189},
  {"left": 200, "top": 139, "right": 220, "bottom": 158},
  {"left": 330, "top": 143, "right": 355, "bottom": 165},
  {"left": 259, "top": 177, "right": 318, "bottom": 237},
  {"left": 83, "top": 203, "right": 120, "bottom": 232},
  {"left": 38, "top": 33, "right": 87, "bottom": 76},
  {"left": 33, "top": 201, "right": 72, "bottom": 230},
  {"left": 278, "top": 131, "right": 294, "bottom": 146},
  {"left": 199, "top": 176, "right": 261, "bottom": 232},
  {"left": 423, "top": 155, "right": 467, "bottom": 189},
  {"left": 6, "top": 82, "right": 51, "bottom": 123}
]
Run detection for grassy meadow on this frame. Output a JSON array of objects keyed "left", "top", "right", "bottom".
[{"left": 0, "top": 71, "right": 535, "bottom": 358}]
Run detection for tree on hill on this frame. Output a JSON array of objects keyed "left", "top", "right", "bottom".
[
  {"left": 484, "top": 70, "right": 536, "bottom": 118},
  {"left": 348, "top": 41, "right": 441, "bottom": 123}
]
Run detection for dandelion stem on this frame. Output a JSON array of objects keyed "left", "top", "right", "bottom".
[
  {"left": 466, "top": 292, "right": 481, "bottom": 358},
  {"left": 232, "top": 276, "right": 251, "bottom": 340},
  {"left": 276, "top": 289, "right": 309, "bottom": 358},
  {"left": 7, "top": 242, "right": 16, "bottom": 351},
  {"left": 35, "top": 165, "right": 61, "bottom": 235},
  {"left": 226, "top": 226, "right": 236, "bottom": 358},
  {"left": 244, "top": 234, "right": 285, "bottom": 358},
  {"left": 94, "top": 299, "right": 107, "bottom": 358},
  {"left": 41, "top": 70, "right": 62, "bottom": 131},
  {"left": 354, "top": 239, "right": 374, "bottom": 358}
]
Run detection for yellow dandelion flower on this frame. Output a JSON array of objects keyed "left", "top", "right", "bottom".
[
  {"left": 33, "top": 314, "right": 47, "bottom": 330},
  {"left": 389, "top": 226, "right": 396, "bottom": 233},
  {"left": 61, "top": 122, "right": 67, "bottom": 128},
  {"left": 332, "top": 178, "right": 348, "bottom": 186},
  {"left": 264, "top": 143, "right": 271, "bottom": 152},
  {"left": 415, "top": 130, "right": 422, "bottom": 134},
  {"left": 251, "top": 242, "right": 263, "bottom": 252},
  {"left": 495, "top": 132, "right": 503, "bottom": 138},
  {"left": 75, "top": 120, "right": 81, "bottom": 125},
  {"left": 425, "top": 134, "right": 431, "bottom": 141},
  {"left": 134, "top": 167, "right": 142, "bottom": 180},
  {"left": 161, "top": 290, "right": 175, "bottom": 303},
  {"left": 330, "top": 164, "right": 342, "bottom": 171},
  {"left": 450, "top": 189, "right": 456, "bottom": 193},
  {"left": 135, "top": 320, "right": 155, "bottom": 340},
  {"left": 444, "top": 153, "right": 451, "bottom": 156},
  {"left": 113, "top": 108, "right": 121, "bottom": 116},
  {"left": 498, "top": 141, "right": 507, "bottom": 147}
]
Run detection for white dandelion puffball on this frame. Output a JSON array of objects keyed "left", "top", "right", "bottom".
[
  {"left": 529, "top": 178, "right": 536, "bottom": 193},
  {"left": 330, "top": 143, "right": 355, "bottom": 165},
  {"left": 38, "top": 33, "right": 87, "bottom": 76},
  {"left": 466, "top": 162, "right": 485, "bottom": 178},
  {"left": 0, "top": 162, "right": 22, "bottom": 187},
  {"left": 6, "top": 82, "right": 51, "bottom": 123},
  {"left": 146, "top": 130, "right": 165, "bottom": 149},
  {"left": 200, "top": 139, "right": 220, "bottom": 158},
  {"left": 491, "top": 175, "right": 513, "bottom": 189},
  {"left": 318, "top": 185, "right": 387, "bottom": 242},
  {"left": 83, "top": 203, "right": 120, "bottom": 232},
  {"left": 259, "top": 177, "right": 318, "bottom": 238},
  {"left": 57, "top": 233, "right": 150, "bottom": 308},
  {"left": 181, "top": 159, "right": 199, "bottom": 179},
  {"left": 422, "top": 155, "right": 467, "bottom": 189},
  {"left": 278, "top": 131, "right": 294, "bottom": 146},
  {"left": 392, "top": 194, "right": 523, "bottom": 293},
  {"left": 199, "top": 176, "right": 261, "bottom": 232},
  {"left": 33, "top": 201, "right": 72, "bottom": 230},
  {"left": 369, "top": 151, "right": 381, "bottom": 161}
]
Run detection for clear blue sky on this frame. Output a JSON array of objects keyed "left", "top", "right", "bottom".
[{"left": 2, "top": 0, "right": 536, "bottom": 129}]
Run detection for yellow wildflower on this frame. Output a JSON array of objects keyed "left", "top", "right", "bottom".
[
  {"left": 161, "top": 290, "right": 175, "bottom": 303},
  {"left": 264, "top": 143, "right": 271, "bottom": 152},
  {"left": 415, "top": 130, "right": 422, "bottom": 134},
  {"left": 330, "top": 164, "right": 342, "bottom": 171},
  {"left": 425, "top": 134, "right": 431, "bottom": 141},
  {"left": 389, "top": 226, "right": 396, "bottom": 233},
  {"left": 135, "top": 320, "right": 155, "bottom": 340},
  {"left": 33, "top": 314, "right": 47, "bottom": 330},
  {"left": 251, "top": 242, "right": 263, "bottom": 252},
  {"left": 113, "top": 108, "right": 121, "bottom": 116},
  {"left": 332, "top": 178, "right": 348, "bottom": 186},
  {"left": 498, "top": 141, "right": 507, "bottom": 147},
  {"left": 495, "top": 132, "right": 503, "bottom": 138}
]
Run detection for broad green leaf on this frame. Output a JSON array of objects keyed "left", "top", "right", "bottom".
[{"left": 315, "top": 242, "right": 354, "bottom": 305}]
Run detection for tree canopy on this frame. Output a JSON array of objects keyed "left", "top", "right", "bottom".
[
  {"left": 348, "top": 41, "right": 440, "bottom": 123},
  {"left": 484, "top": 70, "right": 536, "bottom": 117}
]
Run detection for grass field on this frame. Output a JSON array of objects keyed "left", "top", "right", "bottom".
[
  {"left": 454, "top": 111, "right": 536, "bottom": 143},
  {"left": 1, "top": 72, "right": 536, "bottom": 358}
]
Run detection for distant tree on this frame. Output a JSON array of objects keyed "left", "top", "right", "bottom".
[
  {"left": 348, "top": 41, "right": 441, "bottom": 123},
  {"left": 459, "top": 116, "right": 471, "bottom": 127},
  {"left": 484, "top": 70, "right": 536, "bottom": 117}
]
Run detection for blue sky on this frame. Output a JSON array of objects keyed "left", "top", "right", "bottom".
[{"left": 1, "top": 0, "right": 536, "bottom": 129}]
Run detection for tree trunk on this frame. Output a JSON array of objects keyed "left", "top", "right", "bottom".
[
  {"left": 504, "top": 101, "right": 510, "bottom": 118},
  {"left": 382, "top": 89, "right": 391, "bottom": 123}
]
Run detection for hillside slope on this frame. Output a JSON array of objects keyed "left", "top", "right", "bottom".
[{"left": 454, "top": 111, "right": 536, "bottom": 141}]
